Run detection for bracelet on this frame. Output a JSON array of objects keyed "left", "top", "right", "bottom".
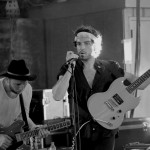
[{"left": 67, "top": 70, "right": 72, "bottom": 74}]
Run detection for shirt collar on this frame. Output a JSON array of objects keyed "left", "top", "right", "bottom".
[{"left": 76, "top": 58, "right": 103, "bottom": 72}]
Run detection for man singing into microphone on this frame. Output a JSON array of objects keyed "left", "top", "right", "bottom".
[{"left": 52, "top": 25, "right": 150, "bottom": 150}]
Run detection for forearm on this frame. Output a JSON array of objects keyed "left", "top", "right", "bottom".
[
  {"left": 16, "top": 113, "right": 36, "bottom": 130},
  {"left": 27, "top": 117, "right": 37, "bottom": 129},
  {"left": 52, "top": 67, "right": 72, "bottom": 101}
]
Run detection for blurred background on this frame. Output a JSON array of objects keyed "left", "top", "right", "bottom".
[{"left": 1, "top": 0, "right": 150, "bottom": 149}]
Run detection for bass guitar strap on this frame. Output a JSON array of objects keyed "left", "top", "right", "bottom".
[{"left": 19, "top": 93, "right": 30, "bottom": 132}]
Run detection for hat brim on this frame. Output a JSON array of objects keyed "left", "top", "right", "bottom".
[{"left": 0, "top": 73, "right": 37, "bottom": 81}]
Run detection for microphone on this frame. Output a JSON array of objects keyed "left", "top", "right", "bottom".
[{"left": 67, "top": 58, "right": 78, "bottom": 65}]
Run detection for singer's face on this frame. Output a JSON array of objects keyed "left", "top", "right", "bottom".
[{"left": 76, "top": 36, "right": 95, "bottom": 60}]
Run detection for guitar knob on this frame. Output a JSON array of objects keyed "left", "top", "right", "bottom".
[
  {"left": 112, "top": 117, "right": 116, "bottom": 120},
  {"left": 118, "top": 110, "right": 122, "bottom": 113}
]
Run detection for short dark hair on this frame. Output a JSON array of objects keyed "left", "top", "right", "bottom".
[
  {"left": 74, "top": 25, "right": 101, "bottom": 38},
  {"left": 73, "top": 25, "right": 102, "bottom": 47},
  {"left": 73, "top": 25, "right": 102, "bottom": 58}
]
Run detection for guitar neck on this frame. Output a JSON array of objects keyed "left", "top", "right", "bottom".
[
  {"left": 126, "top": 69, "right": 150, "bottom": 93},
  {"left": 15, "top": 119, "right": 71, "bottom": 142}
]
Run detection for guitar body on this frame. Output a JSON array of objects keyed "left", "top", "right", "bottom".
[
  {"left": 0, "top": 120, "right": 24, "bottom": 137},
  {"left": 0, "top": 120, "right": 30, "bottom": 150},
  {"left": 87, "top": 77, "right": 140, "bottom": 130}
]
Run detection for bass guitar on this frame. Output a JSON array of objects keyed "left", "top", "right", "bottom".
[
  {"left": 87, "top": 69, "right": 150, "bottom": 130},
  {"left": 0, "top": 118, "right": 71, "bottom": 150}
]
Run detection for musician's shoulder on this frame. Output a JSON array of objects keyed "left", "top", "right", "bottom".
[
  {"left": 108, "top": 60, "right": 120, "bottom": 66},
  {"left": 99, "top": 59, "right": 119, "bottom": 67}
]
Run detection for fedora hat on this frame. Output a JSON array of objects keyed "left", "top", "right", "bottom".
[{"left": 0, "top": 59, "right": 37, "bottom": 81}]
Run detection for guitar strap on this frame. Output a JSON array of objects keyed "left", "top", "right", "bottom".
[{"left": 19, "top": 93, "right": 30, "bottom": 132}]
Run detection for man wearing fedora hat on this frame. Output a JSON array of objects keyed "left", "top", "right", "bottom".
[{"left": 0, "top": 59, "right": 50, "bottom": 150}]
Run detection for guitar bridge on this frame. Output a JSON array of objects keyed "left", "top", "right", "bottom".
[
  {"left": 104, "top": 101, "right": 115, "bottom": 111},
  {"left": 95, "top": 118, "right": 113, "bottom": 127}
]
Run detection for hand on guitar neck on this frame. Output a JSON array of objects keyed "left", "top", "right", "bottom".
[
  {"left": 0, "top": 119, "right": 71, "bottom": 150},
  {"left": 33, "top": 124, "right": 50, "bottom": 139},
  {"left": 0, "top": 122, "right": 50, "bottom": 150}
]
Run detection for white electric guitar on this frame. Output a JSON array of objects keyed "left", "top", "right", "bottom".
[{"left": 87, "top": 69, "right": 150, "bottom": 130}]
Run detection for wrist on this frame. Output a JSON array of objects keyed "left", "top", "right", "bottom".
[{"left": 67, "top": 70, "right": 72, "bottom": 74}]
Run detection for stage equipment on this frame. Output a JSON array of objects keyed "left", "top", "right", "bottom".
[
  {"left": 115, "top": 117, "right": 150, "bottom": 150},
  {"left": 123, "top": 142, "right": 150, "bottom": 150},
  {"left": 29, "top": 89, "right": 70, "bottom": 124},
  {"left": 42, "top": 89, "right": 70, "bottom": 120},
  {"left": 29, "top": 89, "right": 72, "bottom": 148}
]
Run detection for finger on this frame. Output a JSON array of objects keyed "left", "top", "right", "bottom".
[
  {"left": 1, "top": 145, "right": 6, "bottom": 150},
  {"left": 39, "top": 134, "right": 47, "bottom": 139},
  {"left": 0, "top": 145, "right": 5, "bottom": 150},
  {"left": 1, "top": 143, "right": 9, "bottom": 149},
  {"left": 66, "top": 54, "right": 78, "bottom": 62},
  {"left": 66, "top": 52, "right": 73, "bottom": 60},
  {"left": 4, "top": 135, "right": 13, "bottom": 141},
  {"left": 67, "top": 51, "right": 74, "bottom": 55},
  {"left": 5, "top": 138, "right": 12, "bottom": 143},
  {"left": 39, "top": 129, "right": 46, "bottom": 136},
  {"left": 39, "top": 129, "right": 50, "bottom": 138},
  {"left": 5, "top": 140, "right": 12, "bottom": 146},
  {"left": 38, "top": 130, "right": 44, "bottom": 137},
  {"left": 3, "top": 139, "right": 12, "bottom": 146},
  {"left": 43, "top": 130, "right": 50, "bottom": 137},
  {"left": 66, "top": 51, "right": 74, "bottom": 56}
]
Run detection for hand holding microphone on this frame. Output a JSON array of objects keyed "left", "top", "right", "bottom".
[{"left": 66, "top": 51, "right": 79, "bottom": 66}]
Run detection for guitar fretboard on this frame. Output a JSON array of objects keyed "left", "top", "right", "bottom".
[
  {"left": 15, "top": 119, "right": 71, "bottom": 142},
  {"left": 126, "top": 69, "right": 150, "bottom": 93}
]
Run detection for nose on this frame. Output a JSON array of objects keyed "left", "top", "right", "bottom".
[
  {"left": 18, "top": 83, "right": 27, "bottom": 91},
  {"left": 80, "top": 43, "right": 86, "bottom": 50},
  {"left": 17, "top": 86, "right": 24, "bottom": 92}
]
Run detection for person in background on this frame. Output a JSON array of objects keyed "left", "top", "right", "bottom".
[
  {"left": 52, "top": 25, "right": 150, "bottom": 150},
  {"left": 0, "top": 59, "right": 50, "bottom": 150}
]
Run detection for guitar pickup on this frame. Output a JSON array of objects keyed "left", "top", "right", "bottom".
[
  {"left": 113, "top": 94, "right": 124, "bottom": 105},
  {"left": 105, "top": 101, "right": 115, "bottom": 111}
]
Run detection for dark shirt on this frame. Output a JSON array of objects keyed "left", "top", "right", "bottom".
[
  {"left": 57, "top": 59, "right": 124, "bottom": 123},
  {"left": 57, "top": 58, "right": 125, "bottom": 149}
]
